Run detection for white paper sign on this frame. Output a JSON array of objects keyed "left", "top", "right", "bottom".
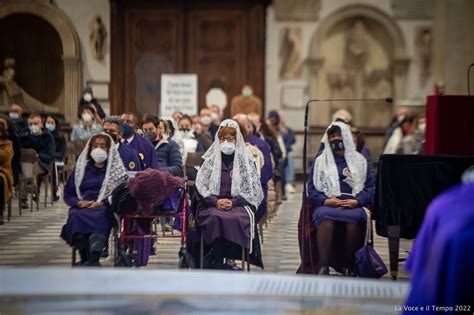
[{"left": 160, "top": 74, "right": 198, "bottom": 117}]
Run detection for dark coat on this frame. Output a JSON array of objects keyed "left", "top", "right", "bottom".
[
  {"left": 153, "top": 138, "right": 183, "bottom": 177},
  {"left": 20, "top": 130, "right": 56, "bottom": 172}
]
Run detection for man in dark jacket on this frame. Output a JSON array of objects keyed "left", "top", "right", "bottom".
[
  {"left": 141, "top": 114, "right": 182, "bottom": 177},
  {"left": 102, "top": 116, "right": 142, "bottom": 172},
  {"left": 20, "top": 114, "right": 56, "bottom": 202},
  {"left": 8, "top": 103, "right": 29, "bottom": 136}
]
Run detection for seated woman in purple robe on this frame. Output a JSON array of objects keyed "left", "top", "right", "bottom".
[
  {"left": 60, "top": 133, "right": 128, "bottom": 266},
  {"left": 308, "top": 122, "right": 374, "bottom": 276},
  {"left": 195, "top": 119, "right": 264, "bottom": 269}
]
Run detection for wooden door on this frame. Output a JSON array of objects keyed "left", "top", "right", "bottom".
[
  {"left": 124, "top": 9, "right": 183, "bottom": 115},
  {"left": 111, "top": 0, "right": 266, "bottom": 117},
  {"left": 186, "top": 10, "right": 246, "bottom": 116}
]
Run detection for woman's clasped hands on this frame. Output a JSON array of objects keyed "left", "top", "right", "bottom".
[
  {"left": 77, "top": 200, "right": 104, "bottom": 209},
  {"left": 324, "top": 197, "right": 358, "bottom": 209},
  {"left": 216, "top": 198, "right": 233, "bottom": 211}
]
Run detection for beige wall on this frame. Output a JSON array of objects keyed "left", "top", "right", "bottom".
[
  {"left": 432, "top": 0, "right": 474, "bottom": 94},
  {"left": 55, "top": 0, "right": 110, "bottom": 115},
  {"left": 265, "top": 0, "right": 432, "bottom": 131}
]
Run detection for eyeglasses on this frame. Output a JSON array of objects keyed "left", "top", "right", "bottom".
[{"left": 219, "top": 136, "right": 236, "bottom": 142}]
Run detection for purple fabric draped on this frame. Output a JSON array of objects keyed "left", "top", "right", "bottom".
[
  {"left": 404, "top": 182, "right": 474, "bottom": 312},
  {"left": 60, "top": 163, "right": 111, "bottom": 245}
]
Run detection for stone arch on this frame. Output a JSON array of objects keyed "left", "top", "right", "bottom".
[
  {"left": 0, "top": 0, "right": 82, "bottom": 122},
  {"left": 307, "top": 4, "right": 409, "bottom": 126}
]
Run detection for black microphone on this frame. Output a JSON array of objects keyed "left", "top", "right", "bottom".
[
  {"left": 300, "top": 96, "right": 393, "bottom": 274},
  {"left": 468, "top": 63, "right": 474, "bottom": 96}
]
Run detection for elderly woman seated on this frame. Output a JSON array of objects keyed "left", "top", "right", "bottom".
[
  {"left": 195, "top": 119, "right": 264, "bottom": 269},
  {"left": 308, "top": 122, "right": 374, "bottom": 276},
  {"left": 60, "top": 133, "right": 128, "bottom": 266}
]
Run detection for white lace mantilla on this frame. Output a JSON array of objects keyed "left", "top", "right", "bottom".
[
  {"left": 313, "top": 122, "right": 367, "bottom": 198},
  {"left": 75, "top": 133, "right": 128, "bottom": 202},
  {"left": 195, "top": 119, "right": 264, "bottom": 209}
]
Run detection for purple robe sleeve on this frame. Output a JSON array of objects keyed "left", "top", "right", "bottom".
[
  {"left": 200, "top": 195, "right": 219, "bottom": 207},
  {"left": 354, "top": 161, "right": 375, "bottom": 207},
  {"left": 63, "top": 171, "right": 80, "bottom": 208},
  {"left": 307, "top": 161, "right": 328, "bottom": 207},
  {"left": 231, "top": 196, "right": 250, "bottom": 208}
]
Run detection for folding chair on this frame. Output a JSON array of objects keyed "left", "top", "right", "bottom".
[
  {"left": 18, "top": 148, "right": 40, "bottom": 212},
  {"left": 199, "top": 232, "right": 250, "bottom": 272},
  {"left": 61, "top": 142, "right": 76, "bottom": 184},
  {"left": 184, "top": 152, "right": 203, "bottom": 186},
  {"left": 6, "top": 195, "right": 12, "bottom": 222}
]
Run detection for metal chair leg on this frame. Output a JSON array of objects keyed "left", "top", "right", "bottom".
[
  {"left": 7, "top": 196, "right": 12, "bottom": 222},
  {"left": 71, "top": 246, "right": 77, "bottom": 267},
  {"left": 200, "top": 232, "right": 204, "bottom": 269},
  {"left": 247, "top": 249, "right": 250, "bottom": 272}
]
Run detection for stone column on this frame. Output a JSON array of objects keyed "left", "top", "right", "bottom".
[{"left": 63, "top": 56, "right": 82, "bottom": 123}]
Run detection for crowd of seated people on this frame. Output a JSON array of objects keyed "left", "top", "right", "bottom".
[{"left": 4, "top": 90, "right": 455, "bottom": 284}]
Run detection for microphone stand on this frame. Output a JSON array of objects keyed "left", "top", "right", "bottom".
[
  {"left": 300, "top": 97, "right": 393, "bottom": 274},
  {"left": 468, "top": 63, "right": 474, "bottom": 96}
]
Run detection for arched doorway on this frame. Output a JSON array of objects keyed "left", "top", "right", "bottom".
[
  {"left": 0, "top": 13, "right": 64, "bottom": 108},
  {"left": 307, "top": 5, "right": 409, "bottom": 127},
  {"left": 0, "top": 0, "right": 81, "bottom": 122}
]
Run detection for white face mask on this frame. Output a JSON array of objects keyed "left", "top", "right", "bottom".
[
  {"left": 210, "top": 112, "right": 219, "bottom": 121},
  {"left": 82, "top": 113, "right": 93, "bottom": 122},
  {"left": 9, "top": 112, "right": 20, "bottom": 120},
  {"left": 83, "top": 93, "right": 93, "bottom": 102},
  {"left": 29, "top": 124, "right": 41, "bottom": 135},
  {"left": 418, "top": 123, "right": 426, "bottom": 133},
  {"left": 90, "top": 148, "right": 108, "bottom": 163},
  {"left": 220, "top": 141, "right": 236, "bottom": 155},
  {"left": 201, "top": 116, "right": 212, "bottom": 125},
  {"left": 179, "top": 129, "right": 193, "bottom": 139}
]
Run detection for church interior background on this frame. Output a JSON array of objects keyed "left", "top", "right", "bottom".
[{"left": 1, "top": 0, "right": 473, "bottom": 174}]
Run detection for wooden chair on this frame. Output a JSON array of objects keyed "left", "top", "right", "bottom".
[
  {"left": 18, "top": 148, "right": 40, "bottom": 212},
  {"left": 72, "top": 139, "right": 86, "bottom": 154},
  {"left": 184, "top": 152, "right": 203, "bottom": 186},
  {"left": 6, "top": 195, "right": 12, "bottom": 222},
  {"left": 61, "top": 142, "right": 76, "bottom": 184}
]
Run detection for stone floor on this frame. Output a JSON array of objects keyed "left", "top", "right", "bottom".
[{"left": 0, "top": 184, "right": 412, "bottom": 280}]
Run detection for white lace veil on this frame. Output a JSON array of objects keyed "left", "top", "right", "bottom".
[
  {"left": 196, "top": 119, "right": 264, "bottom": 208},
  {"left": 74, "top": 132, "right": 128, "bottom": 202},
  {"left": 313, "top": 122, "right": 367, "bottom": 197}
]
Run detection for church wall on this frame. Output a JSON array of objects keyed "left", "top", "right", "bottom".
[
  {"left": 265, "top": 0, "right": 433, "bottom": 173},
  {"left": 55, "top": 0, "right": 110, "bottom": 116}
]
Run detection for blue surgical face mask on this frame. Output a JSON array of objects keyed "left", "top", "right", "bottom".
[
  {"left": 122, "top": 123, "right": 133, "bottom": 139},
  {"left": 45, "top": 123, "right": 56, "bottom": 132}
]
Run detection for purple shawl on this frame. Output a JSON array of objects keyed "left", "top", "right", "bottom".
[{"left": 128, "top": 168, "right": 184, "bottom": 214}]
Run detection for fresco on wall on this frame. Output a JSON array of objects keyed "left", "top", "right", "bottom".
[
  {"left": 279, "top": 27, "right": 303, "bottom": 80},
  {"left": 321, "top": 19, "right": 393, "bottom": 127}
]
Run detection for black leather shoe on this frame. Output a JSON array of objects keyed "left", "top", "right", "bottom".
[
  {"left": 342, "top": 266, "right": 357, "bottom": 277},
  {"left": 318, "top": 266, "right": 329, "bottom": 275},
  {"left": 21, "top": 200, "right": 29, "bottom": 209}
]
